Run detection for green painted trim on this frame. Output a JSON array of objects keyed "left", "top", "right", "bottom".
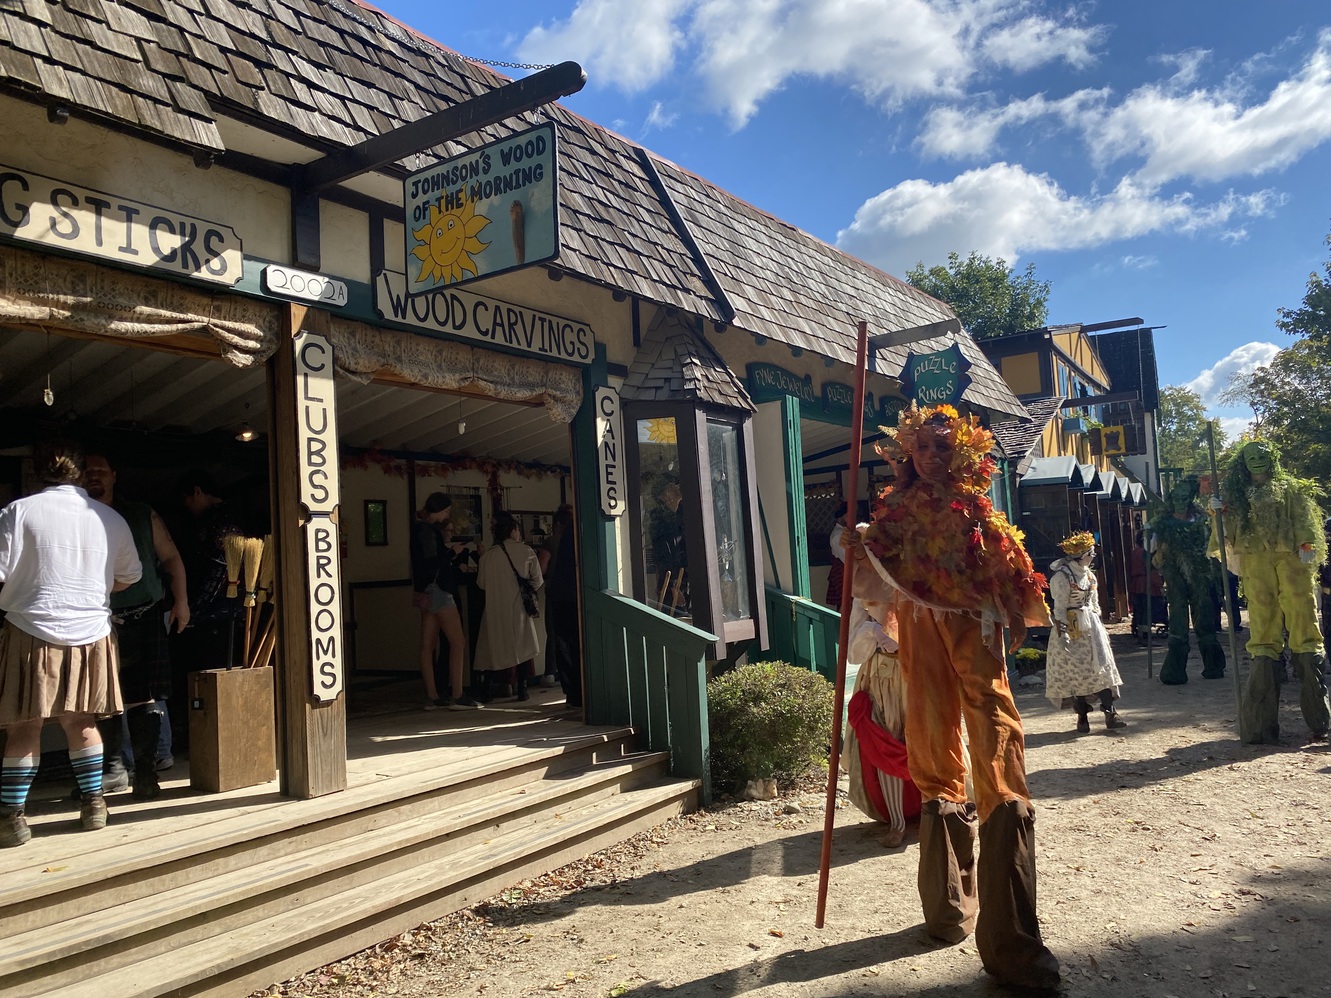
[
  {"left": 572, "top": 344, "right": 619, "bottom": 725},
  {"left": 781, "top": 397, "right": 810, "bottom": 598},
  {"left": 756, "top": 491, "right": 783, "bottom": 591}
]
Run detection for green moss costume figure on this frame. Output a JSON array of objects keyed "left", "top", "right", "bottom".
[
  {"left": 1211, "top": 441, "right": 1329, "bottom": 743},
  {"left": 1150, "top": 477, "right": 1225, "bottom": 684}
]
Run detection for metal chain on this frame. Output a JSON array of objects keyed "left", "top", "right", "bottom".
[{"left": 458, "top": 57, "right": 557, "bottom": 70}]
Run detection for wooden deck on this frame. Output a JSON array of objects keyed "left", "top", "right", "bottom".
[{"left": 0, "top": 681, "right": 700, "bottom": 998}]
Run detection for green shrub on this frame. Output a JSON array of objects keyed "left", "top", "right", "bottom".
[
  {"left": 707, "top": 661, "right": 834, "bottom": 792},
  {"left": 1012, "top": 646, "right": 1047, "bottom": 675}
]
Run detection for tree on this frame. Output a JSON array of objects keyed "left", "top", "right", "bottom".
[
  {"left": 1220, "top": 337, "right": 1331, "bottom": 493},
  {"left": 1276, "top": 226, "right": 1331, "bottom": 340},
  {"left": 906, "top": 251, "right": 1051, "bottom": 340},
  {"left": 1157, "top": 384, "right": 1227, "bottom": 475}
]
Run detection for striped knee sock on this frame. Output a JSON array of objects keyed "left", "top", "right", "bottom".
[
  {"left": 2, "top": 755, "right": 39, "bottom": 811},
  {"left": 69, "top": 745, "right": 104, "bottom": 799}
]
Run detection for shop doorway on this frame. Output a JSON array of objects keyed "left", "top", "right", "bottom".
[{"left": 333, "top": 376, "right": 579, "bottom": 719}]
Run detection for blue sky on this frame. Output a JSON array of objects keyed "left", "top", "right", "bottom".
[{"left": 374, "top": 0, "right": 1331, "bottom": 436}]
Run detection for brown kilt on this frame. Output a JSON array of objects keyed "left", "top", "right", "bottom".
[{"left": 0, "top": 621, "right": 123, "bottom": 725}]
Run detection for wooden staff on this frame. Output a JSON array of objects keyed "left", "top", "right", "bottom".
[
  {"left": 241, "top": 536, "right": 265, "bottom": 667},
  {"left": 657, "top": 571, "right": 673, "bottom": 610},
  {"left": 1205, "top": 421, "right": 1245, "bottom": 736},
  {"left": 816, "top": 319, "right": 869, "bottom": 929}
]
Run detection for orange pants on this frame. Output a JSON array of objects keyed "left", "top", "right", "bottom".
[{"left": 897, "top": 604, "right": 1031, "bottom": 824}]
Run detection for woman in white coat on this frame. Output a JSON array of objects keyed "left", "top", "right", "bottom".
[
  {"left": 1045, "top": 531, "right": 1126, "bottom": 732},
  {"left": 475, "top": 514, "right": 543, "bottom": 701}
]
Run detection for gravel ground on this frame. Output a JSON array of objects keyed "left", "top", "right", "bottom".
[{"left": 257, "top": 625, "right": 1331, "bottom": 998}]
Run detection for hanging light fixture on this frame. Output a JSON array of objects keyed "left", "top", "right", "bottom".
[
  {"left": 456, "top": 398, "right": 466, "bottom": 435},
  {"left": 235, "top": 402, "right": 257, "bottom": 442}
]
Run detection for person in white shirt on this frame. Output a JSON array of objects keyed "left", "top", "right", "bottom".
[{"left": 0, "top": 440, "right": 142, "bottom": 848}]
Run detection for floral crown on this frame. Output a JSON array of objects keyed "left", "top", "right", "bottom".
[
  {"left": 1058, "top": 531, "right": 1096, "bottom": 556},
  {"left": 882, "top": 403, "right": 997, "bottom": 487}
]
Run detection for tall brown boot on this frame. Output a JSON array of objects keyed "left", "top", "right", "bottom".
[
  {"left": 976, "top": 800, "right": 1061, "bottom": 991},
  {"left": 917, "top": 798, "right": 977, "bottom": 942}
]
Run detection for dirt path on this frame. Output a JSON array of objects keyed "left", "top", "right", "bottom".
[{"left": 262, "top": 629, "right": 1331, "bottom": 998}]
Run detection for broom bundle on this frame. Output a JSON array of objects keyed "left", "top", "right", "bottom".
[{"left": 223, "top": 533, "right": 247, "bottom": 599}]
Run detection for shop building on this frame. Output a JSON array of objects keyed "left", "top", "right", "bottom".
[{"left": 0, "top": 0, "right": 1026, "bottom": 993}]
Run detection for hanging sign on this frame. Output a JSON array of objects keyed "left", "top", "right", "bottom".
[
  {"left": 899, "top": 343, "right": 972, "bottom": 407},
  {"left": 595, "top": 386, "right": 625, "bottom": 516},
  {"left": 746, "top": 362, "right": 816, "bottom": 405},
  {"left": 294, "top": 331, "right": 341, "bottom": 514},
  {"left": 374, "top": 270, "right": 594, "bottom": 364},
  {"left": 263, "top": 265, "right": 348, "bottom": 307},
  {"left": 0, "top": 164, "right": 242, "bottom": 285},
  {"left": 821, "top": 381, "right": 875, "bottom": 424},
  {"left": 304, "top": 517, "right": 344, "bottom": 703},
  {"left": 403, "top": 122, "right": 559, "bottom": 294}
]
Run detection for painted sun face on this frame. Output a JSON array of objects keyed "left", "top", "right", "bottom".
[{"left": 411, "top": 197, "right": 491, "bottom": 285}]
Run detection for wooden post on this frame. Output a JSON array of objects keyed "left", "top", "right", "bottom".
[
  {"left": 816, "top": 320, "right": 869, "bottom": 928},
  {"left": 267, "top": 303, "right": 348, "bottom": 798}
]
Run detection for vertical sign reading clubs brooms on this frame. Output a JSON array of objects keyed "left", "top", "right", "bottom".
[{"left": 294, "top": 332, "right": 344, "bottom": 703}]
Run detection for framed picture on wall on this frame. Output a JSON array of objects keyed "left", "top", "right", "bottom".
[
  {"left": 443, "top": 492, "right": 484, "bottom": 542},
  {"left": 509, "top": 509, "right": 554, "bottom": 549},
  {"left": 363, "top": 499, "right": 389, "bottom": 546}
]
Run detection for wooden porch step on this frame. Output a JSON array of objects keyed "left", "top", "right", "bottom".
[
  {"left": 0, "top": 750, "right": 669, "bottom": 986},
  {"left": 0, "top": 725, "right": 637, "bottom": 935},
  {"left": 9, "top": 775, "right": 698, "bottom": 998}
]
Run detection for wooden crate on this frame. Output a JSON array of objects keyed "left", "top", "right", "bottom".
[{"left": 188, "top": 667, "right": 278, "bottom": 793}]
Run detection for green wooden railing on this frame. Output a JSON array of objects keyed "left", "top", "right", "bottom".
[
  {"left": 762, "top": 585, "right": 840, "bottom": 680},
  {"left": 583, "top": 589, "right": 718, "bottom": 803}
]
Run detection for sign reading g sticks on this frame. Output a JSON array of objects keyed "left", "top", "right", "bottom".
[{"left": 403, "top": 123, "right": 559, "bottom": 294}]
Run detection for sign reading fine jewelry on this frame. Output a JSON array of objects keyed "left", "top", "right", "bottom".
[
  {"left": 403, "top": 122, "right": 559, "bottom": 293},
  {"left": 294, "top": 331, "right": 343, "bottom": 702},
  {"left": 0, "top": 164, "right": 242, "bottom": 285},
  {"left": 595, "top": 387, "right": 625, "bottom": 516}
]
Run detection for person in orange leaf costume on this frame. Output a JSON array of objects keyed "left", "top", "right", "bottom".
[{"left": 845, "top": 403, "right": 1059, "bottom": 992}]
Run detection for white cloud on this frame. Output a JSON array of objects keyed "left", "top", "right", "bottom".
[
  {"left": 517, "top": 0, "right": 691, "bottom": 92},
  {"left": 1185, "top": 341, "right": 1281, "bottom": 407},
  {"left": 519, "top": 0, "right": 1108, "bottom": 127},
  {"left": 834, "top": 162, "right": 1278, "bottom": 275},
  {"left": 1216, "top": 414, "right": 1254, "bottom": 440},
  {"left": 1121, "top": 254, "right": 1158, "bottom": 269},
  {"left": 917, "top": 90, "right": 1108, "bottom": 159},
  {"left": 643, "top": 101, "right": 678, "bottom": 131}
]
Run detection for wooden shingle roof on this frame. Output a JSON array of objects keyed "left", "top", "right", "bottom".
[
  {"left": 0, "top": 0, "right": 721, "bottom": 320},
  {"left": 652, "top": 158, "right": 1028, "bottom": 420},
  {"left": 990, "top": 395, "right": 1067, "bottom": 468},
  {"left": 621, "top": 312, "right": 754, "bottom": 412},
  {"left": 2, "top": 0, "right": 1025, "bottom": 418}
]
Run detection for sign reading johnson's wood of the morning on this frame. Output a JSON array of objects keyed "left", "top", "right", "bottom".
[
  {"left": 403, "top": 123, "right": 558, "bottom": 294},
  {"left": 0, "top": 165, "right": 242, "bottom": 285},
  {"left": 374, "top": 270, "right": 594, "bottom": 364}
]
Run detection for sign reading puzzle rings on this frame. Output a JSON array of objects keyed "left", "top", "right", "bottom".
[{"left": 294, "top": 331, "right": 344, "bottom": 703}]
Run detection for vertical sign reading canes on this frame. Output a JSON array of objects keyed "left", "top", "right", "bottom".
[
  {"left": 294, "top": 331, "right": 344, "bottom": 704},
  {"left": 595, "top": 387, "right": 625, "bottom": 516}
]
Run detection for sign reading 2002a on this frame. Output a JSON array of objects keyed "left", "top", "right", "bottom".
[{"left": 0, "top": 165, "right": 242, "bottom": 285}]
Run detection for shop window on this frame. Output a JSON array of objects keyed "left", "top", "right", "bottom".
[{"left": 626, "top": 406, "right": 764, "bottom": 656}]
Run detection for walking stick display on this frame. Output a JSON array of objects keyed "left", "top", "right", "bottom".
[
  {"left": 1205, "top": 421, "right": 1245, "bottom": 734},
  {"left": 241, "top": 536, "right": 265, "bottom": 668},
  {"left": 816, "top": 319, "right": 869, "bottom": 929}
]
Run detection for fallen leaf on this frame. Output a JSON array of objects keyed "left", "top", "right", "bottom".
[{"left": 769, "top": 929, "right": 784, "bottom": 938}]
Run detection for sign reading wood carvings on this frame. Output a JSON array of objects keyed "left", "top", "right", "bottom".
[
  {"left": 595, "top": 386, "right": 625, "bottom": 516},
  {"left": 0, "top": 164, "right": 242, "bottom": 285},
  {"left": 294, "top": 331, "right": 343, "bottom": 703},
  {"left": 304, "top": 517, "right": 344, "bottom": 702},
  {"left": 374, "top": 270, "right": 594, "bottom": 364},
  {"left": 403, "top": 122, "right": 559, "bottom": 293}
]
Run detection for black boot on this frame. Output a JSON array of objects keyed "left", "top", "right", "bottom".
[
  {"left": 73, "top": 717, "right": 127, "bottom": 799},
  {"left": 1100, "top": 689, "right": 1127, "bottom": 730},
  {"left": 1073, "top": 696, "right": 1091, "bottom": 734},
  {"left": 1292, "top": 651, "right": 1330, "bottom": 739},
  {"left": 1160, "top": 636, "right": 1190, "bottom": 684},
  {"left": 916, "top": 799, "right": 977, "bottom": 942},
  {"left": 976, "top": 801, "right": 1061, "bottom": 991},
  {"left": 128, "top": 704, "right": 164, "bottom": 800},
  {"left": 474, "top": 671, "right": 494, "bottom": 704}
]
